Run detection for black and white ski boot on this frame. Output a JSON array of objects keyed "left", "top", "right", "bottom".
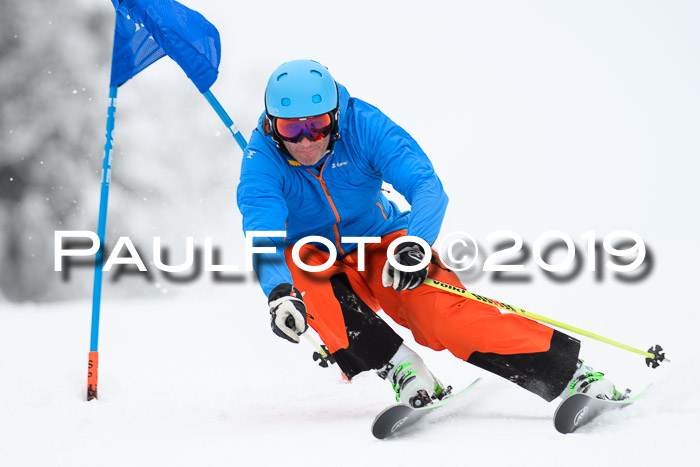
[
  {"left": 563, "top": 360, "right": 628, "bottom": 401},
  {"left": 377, "top": 344, "right": 449, "bottom": 408}
]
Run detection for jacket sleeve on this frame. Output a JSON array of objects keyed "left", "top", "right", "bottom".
[
  {"left": 236, "top": 135, "right": 293, "bottom": 297},
  {"left": 354, "top": 100, "right": 448, "bottom": 245}
]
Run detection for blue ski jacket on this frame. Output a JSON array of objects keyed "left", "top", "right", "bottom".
[{"left": 237, "top": 84, "right": 448, "bottom": 297}]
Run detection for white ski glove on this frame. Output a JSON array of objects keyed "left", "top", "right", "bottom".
[
  {"left": 382, "top": 241, "right": 430, "bottom": 291},
  {"left": 268, "top": 283, "right": 308, "bottom": 343}
]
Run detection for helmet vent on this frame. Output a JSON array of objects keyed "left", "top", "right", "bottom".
[{"left": 265, "top": 60, "right": 337, "bottom": 118}]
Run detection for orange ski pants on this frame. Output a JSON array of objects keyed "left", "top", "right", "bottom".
[{"left": 285, "top": 230, "right": 555, "bottom": 362}]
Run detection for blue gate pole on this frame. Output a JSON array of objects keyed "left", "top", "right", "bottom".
[
  {"left": 203, "top": 90, "right": 248, "bottom": 151},
  {"left": 87, "top": 86, "right": 118, "bottom": 401}
]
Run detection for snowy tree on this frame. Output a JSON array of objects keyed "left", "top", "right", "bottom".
[
  {"left": 0, "top": 0, "right": 243, "bottom": 302},
  {"left": 0, "top": 0, "right": 113, "bottom": 301}
]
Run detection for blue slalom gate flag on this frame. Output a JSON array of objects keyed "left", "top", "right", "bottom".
[
  {"left": 107, "top": 0, "right": 246, "bottom": 147},
  {"left": 109, "top": 0, "right": 220, "bottom": 92},
  {"left": 88, "top": 0, "right": 246, "bottom": 401}
]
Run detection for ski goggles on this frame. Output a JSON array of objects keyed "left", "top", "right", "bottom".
[{"left": 274, "top": 112, "right": 333, "bottom": 143}]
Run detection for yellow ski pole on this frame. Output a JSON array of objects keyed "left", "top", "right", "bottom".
[
  {"left": 304, "top": 332, "right": 328, "bottom": 358},
  {"left": 424, "top": 278, "right": 669, "bottom": 368}
]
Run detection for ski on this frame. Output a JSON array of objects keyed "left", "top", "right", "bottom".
[
  {"left": 553, "top": 385, "right": 651, "bottom": 434},
  {"left": 371, "top": 377, "right": 482, "bottom": 439}
]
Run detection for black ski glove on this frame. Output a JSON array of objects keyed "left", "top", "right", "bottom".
[
  {"left": 268, "top": 283, "right": 308, "bottom": 343},
  {"left": 381, "top": 241, "right": 430, "bottom": 291}
]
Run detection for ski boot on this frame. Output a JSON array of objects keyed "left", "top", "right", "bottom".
[
  {"left": 377, "top": 344, "right": 450, "bottom": 408},
  {"left": 563, "top": 360, "right": 629, "bottom": 401}
]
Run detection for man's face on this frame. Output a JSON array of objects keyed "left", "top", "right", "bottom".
[{"left": 283, "top": 134, "right": 331, "bottom": 166}]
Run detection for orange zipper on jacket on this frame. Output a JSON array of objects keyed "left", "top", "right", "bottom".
[
  {"left": 376, "top": 202, "right": 387, "bottom": 220},
  {"left": 306, "top": 161, "right": 345, "bottom": 256}
]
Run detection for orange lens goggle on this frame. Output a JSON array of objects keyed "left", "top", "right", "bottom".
[{"left": 274, "top": 113, "right": 333, "bottom": 143}]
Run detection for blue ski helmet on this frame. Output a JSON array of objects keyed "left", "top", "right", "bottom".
[{"left": 265, "top": 59, "right": 338, "bottom": 118}]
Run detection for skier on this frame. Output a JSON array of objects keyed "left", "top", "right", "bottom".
[{"left": 237, "top": 59, "right": 625, "bottom": 408}]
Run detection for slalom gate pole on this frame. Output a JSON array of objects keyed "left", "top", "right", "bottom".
[
  {"left": 87, "top": 86, "right": 118, "bottom": 401},
  {"left": 203, "top": 90, "right": 248, "bottom": 151},
  {"left": 423, "top": 278, "right": 669, "bottom": 366}
]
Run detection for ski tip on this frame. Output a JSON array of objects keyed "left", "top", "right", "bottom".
[{"left": 371, "top": 404, "right": 415, "bottom": 440}]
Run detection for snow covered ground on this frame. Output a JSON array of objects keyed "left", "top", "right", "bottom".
[
  {"left": 2, "top": 1, "right": 700, "bottom": 466},
  {"left": 0, "top": 285, "right": 697, "bottom": 467}
]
